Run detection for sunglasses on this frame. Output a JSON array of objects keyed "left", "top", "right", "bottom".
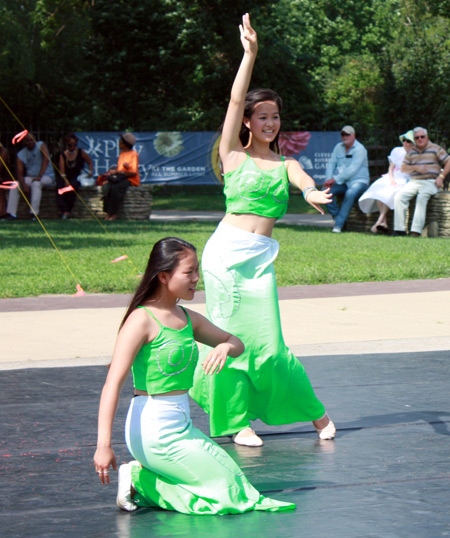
[
  {"left": 414, "top": 135, "right": 426, "bottom": 140},
  {"left": 341, "top": 133, "right": 351, "bottom": 137},
  {"left": 402, "top": 139, "right": 412, "bottom": 143}
]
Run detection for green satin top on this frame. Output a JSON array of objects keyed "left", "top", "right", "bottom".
[
  {"left": 224, "top": 154, "right": 289, "bottom": 219},
  {"left": 131, "top": 306, "right": 199, "bottom": 394}
]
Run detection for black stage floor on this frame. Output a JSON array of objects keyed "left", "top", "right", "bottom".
[{"left": 1, "top": 351, "right": 450, "bottom": 538}]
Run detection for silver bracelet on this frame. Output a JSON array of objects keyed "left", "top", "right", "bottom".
[{"left": 302, "top": 186, "right": 317, "bottom": 200}]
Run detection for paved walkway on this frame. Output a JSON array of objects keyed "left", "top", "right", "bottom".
[{"left": 1, "top": 278, "right": 449, "bottom": 370}]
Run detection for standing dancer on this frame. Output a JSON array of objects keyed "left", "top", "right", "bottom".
[
  {"left": 94, "top": 237, "right": 295, "bottom": 514},
  {"left": 190, "top": 14, "right": 335, "bottom": 447}
]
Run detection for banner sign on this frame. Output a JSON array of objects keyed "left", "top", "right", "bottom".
[{"left": 77, "top": 131, "right": 340, "bottom": 185}]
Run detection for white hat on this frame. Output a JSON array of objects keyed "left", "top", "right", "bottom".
[{"left": 340, "top": 125, "right": 355, "bottom": 136}]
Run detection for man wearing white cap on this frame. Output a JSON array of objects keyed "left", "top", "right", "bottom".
[{"left": 324, "top": 126, "right": 370, "bottom": 233}]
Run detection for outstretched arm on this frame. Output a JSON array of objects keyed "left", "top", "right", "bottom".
[
  {"left": 286, "top": 158, "right": 332, "bottom": 214},
  {"left": 219, "top": 13, "right": 258, "bottom": 162}
]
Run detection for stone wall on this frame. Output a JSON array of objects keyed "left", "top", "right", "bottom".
[
  {"left": 345, "top": 192, "right": 450, "bottom": 237},
  {"left": 16, "top": 185, "right": 153, "bottom": 220}
]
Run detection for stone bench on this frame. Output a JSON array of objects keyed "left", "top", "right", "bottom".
[
  {"left": 16, "top": 184, "right": 153, "bottom": 220},
  {"left": 345, "top": 191, "right": 450, "bottom": 237}
]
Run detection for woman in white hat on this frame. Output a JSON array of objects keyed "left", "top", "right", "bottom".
[{"left": 358, "top": 131, "right": 414, "bottom": 233}]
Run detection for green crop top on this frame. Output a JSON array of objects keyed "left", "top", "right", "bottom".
[
  {"left": 224, "top": 154, "right": 289, "bottom": 219},
  {"left": 131, "top": 306, "right": 199, "bottom": 394}
]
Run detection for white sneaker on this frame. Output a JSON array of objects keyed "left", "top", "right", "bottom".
[
  {"left": 116, "top": 463, "right": 138, "bottom": 512},
  {"left": 315, "top": 419, "right": 336, "bottom": 440},
  {"left": 232, "top": 428, "right": 264, "bottom": 447},
  {"left": 332, "top": 226, "right": 342, "bottom": 233}
]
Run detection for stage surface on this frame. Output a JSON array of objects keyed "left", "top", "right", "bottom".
[{"left": 1, "top": 350, "right": 449, "bottom": 538}]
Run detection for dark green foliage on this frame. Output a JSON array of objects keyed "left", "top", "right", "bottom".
[{"left": 1, "top": 0, "right": 450, "bottom": 146}]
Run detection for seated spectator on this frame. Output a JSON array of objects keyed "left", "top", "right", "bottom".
[
  {"left": 323, "top": 125, "right": 370, "bottom": 233},
  {"left": 6, "top": 133, "right": 55, "bottom": 221},
  {"left": 393, "top": 127, "right": 450, "bottom": 237},
  {"left": 0, "top": 141, "right": 10, "bottom": 218},
  {"left": 358, "top": 130, "right": 414, "bottom": 234},
  {"left": 58, "top": 133, "right": 94, "bottom": 219},
  {"left": 101, "top": 133, "right": 140, "bottom": 221}
]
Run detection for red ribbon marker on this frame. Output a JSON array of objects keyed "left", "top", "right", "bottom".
[
  {"left": 0, "top": 181, "right": 18, "bottom": 190},
  {"left": 111, "top": 255, "right": 128, "bottom": 263},
  {"left": 58, "top": 185, "right": 75, "bottom": 195},
  {"left": 73, "top": 284, "right": 86, "bottom": 297},
  {"left": 12, "top": 130, "right": 28, "bottom": 145}
]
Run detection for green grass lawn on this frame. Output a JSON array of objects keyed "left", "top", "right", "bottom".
[{"left": 1, "top": 220, "right": 448, "bottom": 298}]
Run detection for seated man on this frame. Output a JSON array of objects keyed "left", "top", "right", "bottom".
[
  {"left": 324, "top": 125, "right": 370, "bottom": 233},
  {"left": 393, "top": 127, "right": 450, "bottom": 237},
  {"left": 6, "top": 133, "right": 55, "bottom": 220}
]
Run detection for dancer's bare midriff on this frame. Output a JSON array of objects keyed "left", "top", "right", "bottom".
[{"left": 222, "top": 212, "right": 276, "bottom": 237}]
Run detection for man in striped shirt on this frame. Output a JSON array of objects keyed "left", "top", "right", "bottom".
[{"left": 393, "top": 127, "right": 450, "bottom": 236}]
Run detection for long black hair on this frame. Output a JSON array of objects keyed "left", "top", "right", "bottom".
[
  {"left": 120, "top": 237, "right": 197, "bottom": 328},
  {"left": 239, "top": 88, "right": 283, "bottom": 153}
]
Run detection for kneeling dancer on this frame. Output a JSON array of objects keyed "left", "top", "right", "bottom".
[{"left": 94, "top": 237, "right": 295, "bottom": 514}]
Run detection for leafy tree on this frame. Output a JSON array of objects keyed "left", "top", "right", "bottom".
[
  {"left": 0, "top": 0, "right": 92, "bottom": 131},
  {"left": 1, "top": 0, "right": 450, "bottom": 147},
  {"left": 387, "top": 1, "right": 450, "bottom": 143}
]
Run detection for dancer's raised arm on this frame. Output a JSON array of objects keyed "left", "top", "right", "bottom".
[{"left": 219, "top": 13, "right": 257, "bottom": 162}]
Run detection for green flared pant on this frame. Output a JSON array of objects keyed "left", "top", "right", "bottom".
[
  {"left": 125, "top": 394, "right": 295, "bottom": 514},
  {"left": 190, "top": 222, "right": 326, "bottom": 437}
]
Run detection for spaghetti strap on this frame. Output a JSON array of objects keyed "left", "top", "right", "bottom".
[
  {"left": 137, "top": 305, "right": 191, "bottom": 328},
  {"left": 137, "top": 306, "right": 162, "bottom": 328},
  {"left": 178, "top": 305, "right": 192, "bottom": 327}
]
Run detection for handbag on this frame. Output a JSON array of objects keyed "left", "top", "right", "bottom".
[
  {"left": 96, "top": 172, "right": 127, "bottom": 186},
  {"left": 106, "top": 172, "right": 128, "bottom": 184}
]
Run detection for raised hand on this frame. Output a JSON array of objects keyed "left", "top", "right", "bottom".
[{"left": 239, "top": 13, "right": 257, "bottom": 54}]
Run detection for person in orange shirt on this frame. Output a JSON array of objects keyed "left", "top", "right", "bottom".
[{"left": 102, "top": 133, "right": 140, "bottom": 220}]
